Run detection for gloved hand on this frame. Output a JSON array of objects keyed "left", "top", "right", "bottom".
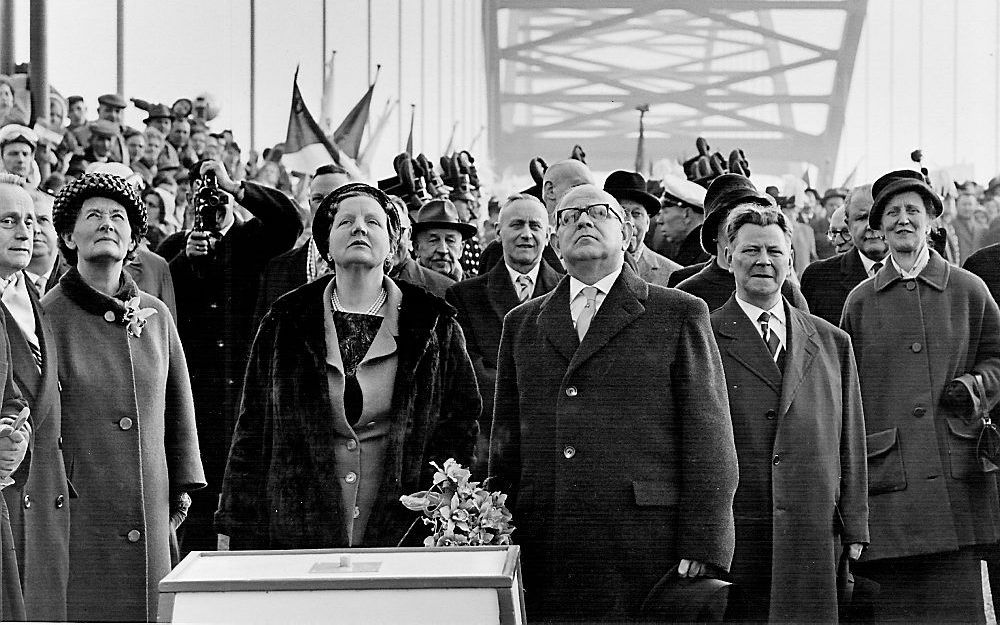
[{"left": 943, "top": 379, "right": 975, "bottom": 414}]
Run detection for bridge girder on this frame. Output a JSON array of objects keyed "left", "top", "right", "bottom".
[{"left": 483, "top": 0, "right": 868, "bottom": 188}]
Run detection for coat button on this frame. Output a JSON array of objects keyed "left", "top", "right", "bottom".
[
  {"left": 765, "top": 409, "right": 777, "bottom": 420},
  {"left": 22, "top": 494, "right": 30, "bottom": 509},
  {"left": 905, "top": 281, "right": 916, "bottom": 291},
  {"left": 772, "top": 455, "right": 781, "bottom": 466},
  {"left": 208, "top": 303, "right": 219, "bottom": 310},
  {"left": 911, "top": 342, "right": 922, "bottom": 353},
  {"left": 103, "top": 311, "right": 116, "bottom": 322},
  {"left": 58, "top": 436, "right": 63, "bottom": 449},
  {"left": 345, "top": 472, "right": 357, "bottom": 484},
  {"left": 913, "top": 406, "right": 927, "bottom": 417},
  {"left": 563, "top": 445, "right": 576, "bottom": 459},
  {"left": 216, "top": 340, "right": 225, "bottom": 348},
  {"left": 119, "top": 417, "right": 133, "bottom": 430},
  {"left": 346, "top": 439, "right": 358, "bottom": 451},
  {"left": 353, "top": 506, "right": 360, "bottom": 519},
  {"left": 565, "top": 386, "right": 578, "bottom": 397},
  {"left": 127, "top": 529, "right": 141, "bottom": 543},
  {"left": 226, "top": 378, "right": 235, "bottom": 386},
  {"left": 55, "top": 494, "right": 64, "bottom": 508}
]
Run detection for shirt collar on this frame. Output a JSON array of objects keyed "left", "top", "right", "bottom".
[
  {"left": 569, "top": 263, "right": 623, "bottom": 302},
  {"left": 889, "top": 243, "right": 930, "bottom": 280},
  {"left": 734, "top": 293, "right": 785, "bottom": 329},
  {"left": 856, "top": 249, "right": 885, "bottom": 275},
  {"left": 505, "top": 262, "right": 541, "bottom": 288}
]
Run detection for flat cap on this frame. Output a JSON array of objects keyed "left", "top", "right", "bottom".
[
  {"left": 97, "top": 93, "right": 128, "bottom": 109},
  {"left": 89, "top": 119, "right": 119, "bottom": 139}
]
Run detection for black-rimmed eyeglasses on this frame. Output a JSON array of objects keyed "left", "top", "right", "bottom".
[{"left": 556, "top": 203, "right": 623, "bottom": 227}]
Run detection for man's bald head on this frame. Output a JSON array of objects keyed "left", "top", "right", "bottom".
[
  {"left": 543, "top": 159, "right": 595, "bottom": 214},
  {"left": 554, "top": 184, "right": 631, "bottom": 280},
  {"left": 557, "top": 184, "right": 622, "bottom": 216}
]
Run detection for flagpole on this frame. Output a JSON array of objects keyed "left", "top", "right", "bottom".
[
  {"left": 250, "top": 0, "right": 257, "bottom": 153},
  {"left": 321, "top": 0, "right": 327, "bottom": 89},
  {"left": 116, "top": 0, "right": 124, "bottom": 95}
]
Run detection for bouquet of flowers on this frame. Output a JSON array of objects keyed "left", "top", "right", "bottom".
[{"left": 399, "top": 458, "right": 514, "bottom": 547}]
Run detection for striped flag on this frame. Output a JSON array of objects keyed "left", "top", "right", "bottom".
[{"left": 282, "top": 67, "right": 343, "bottom": 176}]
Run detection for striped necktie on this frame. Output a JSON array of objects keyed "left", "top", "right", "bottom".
[
  {"left": 515, "top": 274, "right": 533, "bottom": 302},
  {"left": 758, "top": 312, "right": 782, "bottom": 362}
]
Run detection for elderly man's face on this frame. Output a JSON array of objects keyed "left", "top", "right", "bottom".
[
  {"left": 727, "top": 222, "right": 791, "bottom": 305},
  {"left": 655, "top": 203, "right": 689, "bottom": 242},
  {"left": 846, "top": 193, "right": 886, "bottom": 260},
  {"left": 90, "top": 134, "right": 112, "bottom": 158},
  {"left": 149, "top": 117, "right": 171, "bottom": 135},
  {"left": 827, "top": 206, "right": 853, "bottom": 254},
  {"left": 125, "top": 133, "right": 145, "bottom": 163},
  {"left": 144, "top": 133, "right": 164, "bottom": 162},
  {"left": 881, "top": 191, "right": 929, "bottom": 255},
  {"left": 98, "top": 104, "right": 123, "bottom": 125},
  {"left": 168, "top": 121, "right": 190, "bottom": 148},
  {"left": 0, "top": 185, "right": 35, "bottom": 276},
  {"left": 498, "top": 199, "right": 548, "bottom": 271},
  {"left": 31, "top": 195, "right": 57, "bottom": 263},
  {"left": 2, "top": 143, "right": 32, "bottom": 178},
  {"left": 414, "top": 227, "right": 464, "bottom": 276},
  {"left": 620, "top": 199, "right": 651, "bottom": 254},
  {"left": 554, "top": 186, "right": 630, "bottom": 270}
]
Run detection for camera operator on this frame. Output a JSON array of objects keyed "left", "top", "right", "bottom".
[{"left": 158, "top": 159, "right": 301, "bottom": 555}]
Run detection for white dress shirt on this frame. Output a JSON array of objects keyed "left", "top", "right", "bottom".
[
  {"left": 735, "top": 294, "right": 787, "bottom": 353},
  {"left": 1, "top": 271, "right": 38, "bottom": 349},
  {"left": 857, "top": 250, "right": 886, "bottom": 278},
  {"left": 505, "top": 263, "right": 541, "bottom": 295},
  {"left": 569, "top": 264, "right": 623, "bottom": 328}
]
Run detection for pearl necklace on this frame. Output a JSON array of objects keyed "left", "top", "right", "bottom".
[{"left": 331, "top": 285, "right": 387, "bottom": 315}]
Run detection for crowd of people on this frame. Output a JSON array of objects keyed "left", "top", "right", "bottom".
[{"left": 0, "top": 79, "right": 998, "bottom": 625}]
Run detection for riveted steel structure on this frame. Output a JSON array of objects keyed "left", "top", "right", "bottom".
[{"left": 484, "top": 0, "right": 868, "bottom": 187}]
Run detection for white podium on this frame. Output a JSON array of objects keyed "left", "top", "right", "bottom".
[{"left": 158, "top": 545, "right": 525, "bottom": 624}]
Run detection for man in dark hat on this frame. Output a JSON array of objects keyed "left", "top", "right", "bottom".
[
  {"left": 157, "top": 159, "right": 301, "bottom": 555},
  {"left": 143, "top": 104, "right": 173, "bottom": 137},
  {"left": 93, "top": 93, "right": 134, "bottom": 165},
  {"left": 412, "top": 198, "right": 477, "bottom": 282},
  {"left": 604, "top": 170, "right": 680, "bottom": 287},
  {"left": 711, "top": 202, "right": 868, "bottom": 623},
  {"left": 675, "top": 174, "right": 810, "bottom": 312},
  {"left": 445, "top": 193, "right": 560, "bottom": 474},
  {"left": 800, "top": 184, "right": 888, "bottom": 325},
  {"left": 78, "top": 119, "right": 119, "bottom": 167},
  {"left": 253, "top": 163, "right": 352, "bottom": 325},
  {"left": 842, "top": 169, "right": 1000, "bottom": 624},
  {"left": 387, "top": 197, "right": 455, "bottom": 299},
  {"left": 490, "top": 183, "right": 738, "bottom": 622}
]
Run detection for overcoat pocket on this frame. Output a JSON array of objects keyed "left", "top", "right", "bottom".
[
  {"left": 945, "top": 417, "right": 983, "bottom": 480},
  {"left": 866, "top": 428, "right": 906, "bottom": 495}
]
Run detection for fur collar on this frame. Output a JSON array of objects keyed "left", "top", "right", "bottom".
[{"left": 58, "top": 265, "right": 140, "bottom": 322}]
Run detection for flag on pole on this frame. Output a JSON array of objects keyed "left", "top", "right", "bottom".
[
  {"left": 840, "top": 160, "right": 861, "bottom": 189},
  {"left": 333, "top": 66, "right": 379, "bottom": 160},
  {"left": 282, "top": 67, "right": 342, "bottom": 175},
  {"left": 443, "top": 121, "right": 459, "bottom": 156},
  {"left": 634, "top": 104, "right": 649, "bottom": 174},
  {"left": 405, "top": 104, "right": 416, "bottom": 155},
  {"left": 802, "top": 166, "right": 812, "bottom": 188},
  {"left": 357, "top": 98, "right": 399, "bottom": 174},
  {"left": 320, "top": 50, "right": 337, "bottom": 132}
]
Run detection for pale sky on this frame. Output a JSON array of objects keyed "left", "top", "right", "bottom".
[{"left": 9, "top": 0, "right": 1000, "bottom": 186}]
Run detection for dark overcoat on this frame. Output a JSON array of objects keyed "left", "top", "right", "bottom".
[
  {"left": 252, "top": 242, "right": 309, "bottom": 330},
  {"left": 964, "top": 242, "right": 1000, "bottom": 305},
  {"left": 159, "top": 181, "right": 300, "bottom": 497},
  {"left": 0, "top": 280, "right": 70, "bottom": 621},
  {"left": 489, "top": 266, "right": 738, "bottom": 622},
  {"left": 0, "top": 314, "right": 27, "bottom": 622},
  {"left": 712, "top": 296, "right": 869, "bottom": 623},
  {"left": 676, "top": 258, "right": 810, "bottom": 312},
  {"left": 389, "top": 255, "right": 456, "bottom": 299},
  {"left": 841, "top": 251, "right": 1000, "bottom": 562},
  {"left": 42, "top": 269, "right": 206, "bottom": 622},
  {"left": 445, "top": 260, "right": 561, "bottom": 474},
  {"left": 477, "top": 238, "right": 564, "bottom": 275},
  {"left": 215, "top": 276, "right": 481, "bottom": 550},
  {"left": 799, "top": 248, "right": 870, "bottom": 325}
]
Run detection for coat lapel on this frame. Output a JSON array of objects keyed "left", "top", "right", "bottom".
[
  {"left": 778, "top": 303, "right": 819, "bottom": 417},
  {"left": 486, "top": 262, "right": 521, "bottom": 323},
  {"left": 714, "top": 296, "right": 782, "bottom": 393},
  {"left": 536, "top": 276, "right": 578, "bottom": 365},
  {"left": 26, "top": 283, "right": 57, "bottom": 428},
  {"left": 841, "top": 249, "right": 868, "bottom": 291},
  {"left": 534, "top": 260, "right": 561, "bottom": 296},
  {"left": 567, "top": 267, "right": 647, "bottom": 377}
]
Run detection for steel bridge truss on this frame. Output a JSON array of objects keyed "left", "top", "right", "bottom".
[{"left": 484, "top": 0, "right": 868, "bottom": 186}]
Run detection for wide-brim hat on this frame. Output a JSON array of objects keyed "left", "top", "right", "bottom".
[
  {"left": 144, "top": 103, "right": 173, "bottom": 123},
  {"left": 604, "top": 169, "right": 660, "bottom": 215},
  {"left": 701, "top": 173, "right": 774, "bottom": 254},
  {"left": 411, "top": 198, "right": 477, "bottom": 240},
  {"left": 640, "top": 570, "right": 732, "bottom": 623},
  {"left": 870, "top": 169, "right": 943, "bottom": 229}
]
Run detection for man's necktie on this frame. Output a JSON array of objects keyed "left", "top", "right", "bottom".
[
  {"left": 576, "top": 286, "right": 599, "bottom": 342},
  {"left": 871, "top": 261, "right": 883, "bottom": 277},
  {"left": 758, "top": 312, "right": 782, "bottom": 362},
  {"left": 516, "top": 274, "right": 533, "bottom": 302},
  {"left": 33, "top": 276, "right": 46, "bottom": 293}
]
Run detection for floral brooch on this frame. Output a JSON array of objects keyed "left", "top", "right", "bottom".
[{"left": 104, "top": 297, "right": 158, "bottom": 338}]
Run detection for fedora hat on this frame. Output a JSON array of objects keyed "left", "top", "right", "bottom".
[
  {"left": 603, "top": 170, "right": 660, "bottom": 216},
  {"left": 640, "top": 569, "right": 732, "bottom": 623},
  {"left": 144, "top": 103, "right": 173, "bottom": 124},
  {"left": 870, "top": 169, "right": 943, "bottom": 229},
  {"left": 411, "top": 198, "right": 477, "bottom": 240},
  {"left": 701, "top": 173, "right": 774, "bottom": 254}
]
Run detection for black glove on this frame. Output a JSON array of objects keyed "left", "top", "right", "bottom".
[{"left": 943, "top": 380, "right": 975, "bottom": 415}]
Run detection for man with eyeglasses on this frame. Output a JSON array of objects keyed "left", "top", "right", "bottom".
[
  {"left": 826, "top": 205, "right": 853, "bottom": 255},
  {"left": 800, "top": 184, "right": 888, "bottom": 325},
  {"left": 489, "top": 184, "right": 738, "bottom": 622},
  {"left": 841, "top": 170, "right": 1000, "bottom": 623}
]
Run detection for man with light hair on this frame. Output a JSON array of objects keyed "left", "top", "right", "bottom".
[{"left": 711, "top": 202, "right": 867, "bottom": 622}]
